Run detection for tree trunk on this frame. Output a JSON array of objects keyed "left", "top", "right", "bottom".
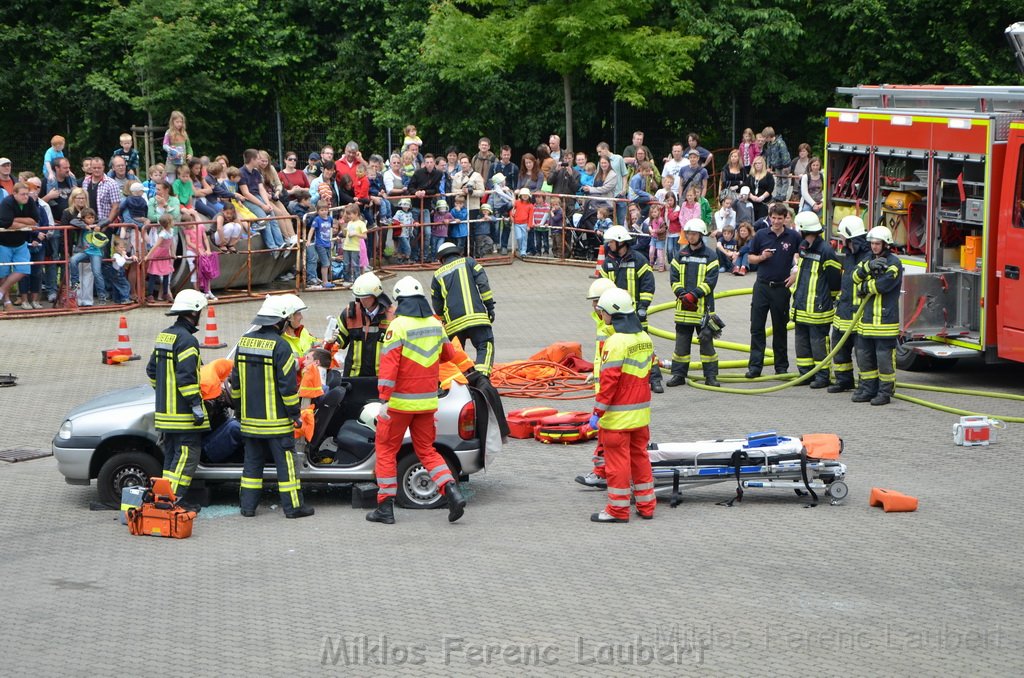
[{"left": 563, "top": 72, "right": 574, "bottom": 155}]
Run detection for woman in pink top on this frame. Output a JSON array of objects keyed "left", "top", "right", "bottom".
[
  {"left": 145, "top": 216, "right": 177, "bottom": 302},
  {"left": 739, "top": 127, "right": 761, "bottom": 173},
  {"left": 664, "top": 191, "right": 682, "bottom": 263}
]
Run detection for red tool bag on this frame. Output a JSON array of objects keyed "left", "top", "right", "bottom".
[
  {"left": 126, "top": 477, "right": 197, "bottom": 539},
  {"left": 534, "top": 411, "right": 597, "bottom": 444},
  {"left": 507, "top": 407, "right": 559, "bottom": 439}
]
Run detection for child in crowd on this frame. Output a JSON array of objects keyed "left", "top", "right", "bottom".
[
  {"left": 510, "top": 188, "right": 535, "bottom": 258},
  {"left": 172, "top": 164, "right": 194, "bottom": 209},
  {"left": 580, "top": 162, "right": 597, "bottom": 190},
  {"left": 734, "top": 221, "right": 755, "bottom": 276},
  {"left": 112, "top": 133, "right": 140, "bottom": 176},
  {"left": 180, "top": 213, "right": 216, "bottom": 299},
  {"left": 713, "top": 193, "right": 736, "bottom": 235},
  {"left": 69, "top": 208, "right": 108, "bottom": 305},
  {"left": 717, "top": 223, "right": 738, "bottom": 273},
  {"left": 734, "top": 186, "right": 755, "bottom": 227},
  {"left": 594, "top": 206, "right": 613, "bottom": 234},
  {"left": 474, "top": 202, "right": 493, "bottom": 256},
  {"left": 488, "top": 173, "right": 514, "bottom": 254},
  {"left": 205, "top": 161, "right": 235, "bottom": 205},
  {"left": 664, "top": 191, "right": 682, "bottom": 263},
  {"left": 627, "top": 203, "right": 650, "bottom": 254},
  {"left": 530, "top": 193, "right": 551, "bottom": 256},
  {"left": 402, "top": 124, "right": 423, "bottom": 151},
  {"left": 450, "top": 194, "right": 469, "bottom": 255},
  {"left": 645, "top": 203, "right": 667, "bottom": 271},
  {"left": 401, "top": 150, "right": 416, "bottom": 182},
  {"left": 214, "top": 202, "right": 244, "bottom": 253},
  {"left": 548, "top": 197, "right": 564, "bottom": 257},
  {"left": 304, "top": 152, "right": 322, "bottom": 181},
  {"left": 119, "top": 182, "right": 151, "bottom": 230},
  {"left": 306, "top": 202, "right": 334, "bottom": 289},
  {"left": 341, "top": 203, "right": 366, "bottom": 286},
  {"left": 223, "top": 166, "right": 242, "bottom": 197},
  {"left": 190, "top": 159, "right": 219, "bottom": 218},
  {"left": 109, "top": 237, "right": 137, "bottom": 304},
  {"left": 391, "top": 198, "right": 414, "bottom": 262},
  {"left": 42, "top": 135, "right": 66, "bottom": 183},
  {"left": 432, "top": 199, "right": 452, "bottom": 260},
  {"left": 163, "top": 110, "right": 192, "bottom": 173},
  {"left": 288, "top": 190, "right": 311, "bottom": 219},
  {"left": 145, "top": 214, "right": 176, "bottom": 302},
  {"left": 142, "top": 164, "right": 166, "bottom": 199},
  {"left": 654, "top": 173, "right": 675, "bottom": 204},
  {"left": 147, "top": 181, "right": 181, "bottom": 230}
]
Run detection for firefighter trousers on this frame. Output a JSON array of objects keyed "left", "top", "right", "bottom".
[
  {"left": 671, "top": 322, "right": 718, "bottom": 379},
  {"left": 590, "top": 440, "right": 605, "bottom": 478},
  {"left": 374, "top": 409, "right": 456, "bottom": 505},
  {"left": 239, "top": 436, "right": 305, "bottom": 514},
  {"left": 794, "top": 322, "right": 831, "bottom": 379},
  {"left": 162, "top": 431, "right": 203, "bottom": 497},
  {"left": 830, "top": 327, "right": 858, "bottom": 386},
  {"left": 452, "top": 325, "right": 495, "bottom": 376},
  {"left": 600, "top": 426, "right": 655, "bottom": 520},
  {"left": 855, "top": 335, "right": 897, "bottom": 396}
]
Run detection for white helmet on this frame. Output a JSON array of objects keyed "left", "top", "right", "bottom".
[
  {"left": 586, "top": 277, "right": 616, "bottom": 300},
  {"left": 866, "top": 225, "right": 894, "bottom": 245},
  {"left": 603, "top": 225, "right": 633, "bottom": 243},
  {"left": 491, "top": 172, "right": 506, "bottom": 185},
  {"left": 278, "top": 293, "right": 308, "bottom": 318},
  {"left": 358, "top": 402, "right": 384, "bottom": 432},
  {"left": 252, "top": 295, "right": 291, "bottom": 325},
  {"left": 596, "top": 287, "right": 635, "bottom": 316},
  {"left": 167, "top": 289, "right": 208, "bottom": 316},
  {"left": 682, "top": 218, "right": 708, "bottom": 235},
  {"left": 393, "top": 275, "right": 425, "bottom": 298},
  {"left": 436, "top": 242, "right": 461, "bottom": 260},
  {"left": 352, "top": 272, "right": 383, "bottom": 298},
  {"left": 794, "top": 211, "right": 823, "bottom": 233},
  {"left": 838, "top": 215, "right": 867, "bottom": 239}
]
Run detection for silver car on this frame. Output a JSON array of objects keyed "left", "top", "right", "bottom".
[{"left": 53, "top": 377, "right": 499, "bottom": 509}]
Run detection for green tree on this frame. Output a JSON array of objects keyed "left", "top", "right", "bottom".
[{"left": 422, "top": 0, "right": 701, "bottom": 153}]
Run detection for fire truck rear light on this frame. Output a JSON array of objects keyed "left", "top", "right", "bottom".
[{"left": 948, "top": 119, "right": 972, "bottom": 129}]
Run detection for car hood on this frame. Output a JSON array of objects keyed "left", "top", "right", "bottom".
[{"left": 66, "top": 385, "right": 155, "bottom": 420}]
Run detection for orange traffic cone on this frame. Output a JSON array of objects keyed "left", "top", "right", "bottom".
[
  {"left": 200, "top": 306, "right": 228, "bottom": 349},
  {"left": 592, "top": 245, "right": 606, "bottom": 278},
  {"left": 116, "top": 315, "right": 140, "bottom": 360},
  {"left": 869, "top": 487, "right": 919, "bottom": 512}
]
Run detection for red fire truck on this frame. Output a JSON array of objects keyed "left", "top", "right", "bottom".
[{"left": 824, "top": 82, "right": 1024, "bottom": 369}]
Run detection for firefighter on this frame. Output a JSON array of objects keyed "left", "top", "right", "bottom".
[
  {"left": 575, "top": 276, "right": 617, "bottom": 489},
  {"left": 231, "top": 295, "right": 315, "bottom": 518},
  {"left": 828, "top": 215, "right": 872, "bottom": 393},
  {"left": 145, "top": 289, "right": 210, "bottom": 510},
  {"left": 335, "top": 272, "right": 392, "bottom": 377},
  {"left": 667, "top": 218, "right": 721, "bottom": 388},
  {"left": 850, "top": 226, "right": 904, "bottom": 406},
  {"left": 790, "top": 211, "right": 842, "bottom": 388},
  {"left": 590, "top": 287, "right": 656, "bottom": 523},
  {"left": 279, "top": 293, "right": 317, "bottom": 358},
  {"left": 431, "top": 241, "right": 496, "bottom": 377},
  {"left": 367, "top": 275, "right": 470, "bottom": 525},
  {"left": 600, "top": 225, "right": 664, "bottom": 393}
]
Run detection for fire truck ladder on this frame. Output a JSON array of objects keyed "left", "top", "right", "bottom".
[{"left": 837, "top": 85, "right": 1024, "bottom": 114}]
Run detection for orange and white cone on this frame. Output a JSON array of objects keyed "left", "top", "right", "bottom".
[
  {"left": 592, "top": 245, "right": 606, "bottom": 278},
  {"left": 116, "top": 315, "right": 140, "bottom": 360},
  {"left": 200, "top": 306, "right": 228, "bottom": 349}
]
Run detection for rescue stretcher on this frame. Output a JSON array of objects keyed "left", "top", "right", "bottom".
[{"left": 648, "top": 432, "right": 848, "bottom": 507}]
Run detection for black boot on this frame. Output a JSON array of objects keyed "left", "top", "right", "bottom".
[
  {"left": 285, "top": 505, "right": 315, "bottom": 519},
  {"left": 650, "top": 363, "right": 664, "bottom": 394},
  {"left": 851, "top": 379, "right": 878, "bottom": 403},
  {"left": 666, "top": 366, "right": 688, "bottom": 388},
  {"left": 871, "top": 380, "right": 894, "bottom": 406},
  {"left": 827, "top": 375, "right": 854, "bottom": 393},
  {"left": 809, "top": 375, "right": 830, "bottom": 389},
  {"left": 703, "top": 363, "right": 720, "bottom": 388},
  {"left": 445, "top": 482, "right": 466, "bottom": 523},
  {"left": 366, "top": 498, "right": 395, "bottom": 524}
]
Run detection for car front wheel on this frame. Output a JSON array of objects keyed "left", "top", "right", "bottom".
[
  {"left": 396, "top": 453, "right": 448, "bottom": 509},
  {"left": 97, "top": 450, "right": 161, "bottom": 505}
]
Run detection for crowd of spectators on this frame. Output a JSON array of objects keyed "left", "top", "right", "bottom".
[{"left": 0, "top": 115, "right": 822, "bottom": 312}]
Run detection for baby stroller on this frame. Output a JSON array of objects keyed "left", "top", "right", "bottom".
[{"left": 566, "top": 202, "right": 602, "bottom": 261}]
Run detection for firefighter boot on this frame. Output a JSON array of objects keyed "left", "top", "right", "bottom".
[
  {"left": 871, "top": 380, "right": 894, "bottom": 406},
  {"left": 851, "top": 378, "right": 878, "bottom": 403},
  {"left": 650, "top": 362, "right": 665, "bottom": 394},
  {"left": 285, "top": 505, "right": 315, "bottom": 519},
  {"left": 809, "top": 372, "right": 831, "bottom": 389},
  {"left": 827, "top": 373, "right": 855, "bottom": 393},
  {"left": 445, "top": 482, "right": 466, "bottom": 523},
  {"left": 703, "top": 362, "right": 720, "bottom": 388},
  {"left": 366, "top": 498, "right": 396, "bottom": 524},
  {"left": 665, "top": 365, "right": 688, "bottom": 388}
]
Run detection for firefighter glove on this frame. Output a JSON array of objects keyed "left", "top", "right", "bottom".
[
  {"left": 487, "top": 309, "right": 495, "bottom": 323},
  {"left": 637, "top": 308, "right": 647, "bottom": 320},
  {"left": 378, "top": 401, "right": 391, "bottom": 421},
  {"left": 680, "top": 292, "right": 698, "bottom": 311},
  {"left": 588, "top": 413, "right": 600, "bottom": 430},
  {"left": 191, "top": 404, "right": 205, "bottom": 426},
  {"left": 869, "top": 258, "right": 887, "bottom": 276}
]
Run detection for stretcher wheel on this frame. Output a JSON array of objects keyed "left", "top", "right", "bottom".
[{"left": 825, "top": 481, "right": 848, "bottom": 502}]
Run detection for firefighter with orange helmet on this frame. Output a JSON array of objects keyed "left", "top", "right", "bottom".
[
  {"left": 589, "top": 287, "right": 656, "bottom": 523},
  {"left": 366, "top": 276, "right": 469, "bottom": 525}
]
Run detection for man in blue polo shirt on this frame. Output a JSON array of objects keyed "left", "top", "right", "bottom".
[{"left": 745, "top": 203, "right": 801, "bottom": 378}]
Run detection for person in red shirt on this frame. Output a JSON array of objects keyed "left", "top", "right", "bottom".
[
  {"left": 334, "top": 141, "right": 361, "bottom": 184},
  {"left": 510, "top": 188, "right": 535, "bottom": 259}
]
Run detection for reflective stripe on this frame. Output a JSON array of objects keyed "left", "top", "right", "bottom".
[
  {"left": 633, "top": 482, "right": 654, "bottom": 491},
  {"left": 433, "top": 473, "right": 454, "bottom": 486},
  {"left": 378, "top": 379, "right": 396, "bottom": 388},
  {"left": 391, "top": 391, "right": 437, "bottom": 400},
  {"left": 376, "top": 476, "right": 398, "bottom": 485},
  {"left": 378, "top": 487, "right": 397, "bottom": 496},
  {"left": 406, "top": 327, "right": 444, "bottom": 339},
  {"left": 601, "top": 359, "right": 624, "bottom": 370},
  {"left": 240, "top": 477, "right": 263, "bottom": 489},
  {"left": 609, "top": 498, "right": 632, "bottom": 507},
  {"left": 402, "top": 339, "right": 444, "bottom": 360},
  {"left": 607, "top": 486, "right": 630, "bottom": 495},
  {"left": 605, "top": 401, "right": 650, "bottom": 412},
  {"left": 621, "top": 357, "right": 650, "bottom": 371}
]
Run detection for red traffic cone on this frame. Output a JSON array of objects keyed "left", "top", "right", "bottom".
[
  {"left": 200, "top": 306, "right": 228, "bottom": 349},
  {"left": 591, "top": 245, "right": 606, "bottom": 278},
  {"left": 116, "top": 315, "right": 140, "bottom": 360}
]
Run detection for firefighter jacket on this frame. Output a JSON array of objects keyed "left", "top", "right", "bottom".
[
  {"left": 431, "top": 255, "right": 495, "bottom": 335},
  {"left": 336, "top": 296, "right": 392, "bottom": 377},
  {"left": 595, "top": 324, "right": 653, "bottom": 431},
  {"left": 601, "top": 249, "right": 655, "bottom": 322},
  {"left": 282, "top": 326, "right": 317, "bottom": 357},
  {"left": 378, "top": 314, "right": 457, "bottom": 413},
  {"left": 591, "top": 310, "right": 614, "bottom": 392},
  {"left": 670, "top": 242, "right": 719, "bottom": 325},
  {"left": 791, "top": 236, "right": 841, "bottom": 325},
  {"left": 147, "top": 317, "right": 210, "bottom": 433},
  {"left": 851, "top": 251, "right": 903, "bottom": 338},
  {"left": 229, "top": 327, "right": 301, "bottom": 437},
  {"left": 833, "top": 235, "right": 872, "bottom": 331}
]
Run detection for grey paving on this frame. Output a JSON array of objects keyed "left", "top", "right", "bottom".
[{"left": 1, "top": 260, "right": 1022, "bottom": 676}]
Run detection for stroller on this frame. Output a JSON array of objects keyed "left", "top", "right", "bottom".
[{"left": 565, "top": 202, "right": 602, "bottom": 261}]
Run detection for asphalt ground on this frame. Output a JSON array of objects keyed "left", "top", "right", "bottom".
[{"left": 1, "top": 259, "right": 1022, "bottom": 676}]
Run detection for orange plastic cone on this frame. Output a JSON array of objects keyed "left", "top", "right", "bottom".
[
  {"left": 200, "top": 306, "right": 228, "bottom": 349},
  {"left": 592, "top": 245, "right": 606, "bottom": 278},
  {"left": 116, "top": 315, "right": 140, "bottom": 360}
]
